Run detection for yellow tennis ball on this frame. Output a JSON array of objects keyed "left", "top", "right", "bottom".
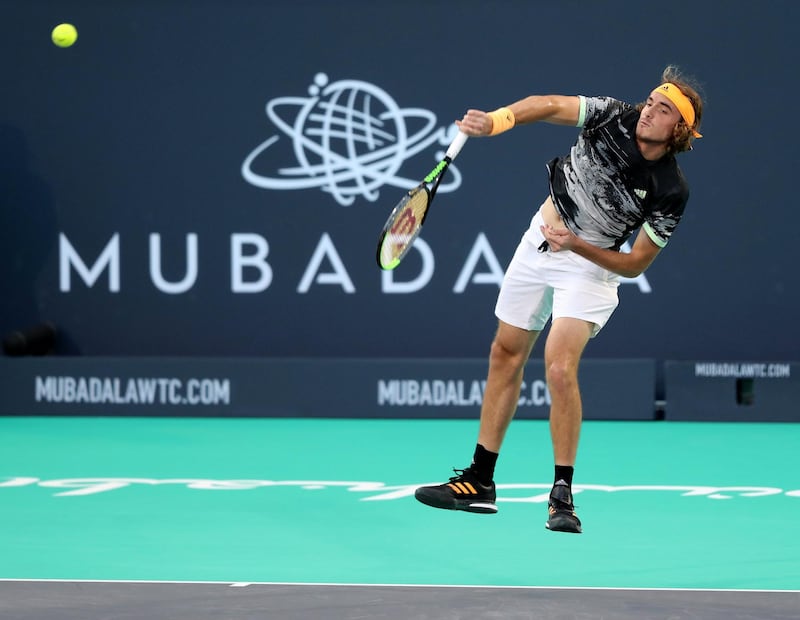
[{"left": 52, "top": 23, "right": 78, "bottom": 48}]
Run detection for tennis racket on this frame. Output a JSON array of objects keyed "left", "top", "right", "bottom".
[{"left": 376, "top": 131, "right": 469, "bottom": 270}]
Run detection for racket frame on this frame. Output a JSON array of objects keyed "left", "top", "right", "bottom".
[{"left": 376, "top": 131, "right": 468, "bottom": 270}]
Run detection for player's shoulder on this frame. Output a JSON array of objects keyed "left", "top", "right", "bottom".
[{"left": 579, "top": 96, "right": 633, "bottom": 127}]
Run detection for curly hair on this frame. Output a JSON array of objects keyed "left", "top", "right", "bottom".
[{"left": 636, "top": 65, "right": 704, "bottom": 154}]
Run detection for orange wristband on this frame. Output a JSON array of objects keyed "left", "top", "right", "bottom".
[{"left": 487, "top": 107, "right": 516, "bottom": 135}]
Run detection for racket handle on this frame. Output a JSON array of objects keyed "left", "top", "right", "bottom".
[{"left": 445, "top": 130, "right": 469, "bottom": 161}]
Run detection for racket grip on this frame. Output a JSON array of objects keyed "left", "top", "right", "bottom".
[{"left": 445, "top": 131, "right": 469, "bottom": 161}]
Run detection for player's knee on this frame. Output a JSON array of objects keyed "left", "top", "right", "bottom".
[
  {"left": 545, "top": 359, "right": 579, "bottom": 393},
  {"left": 489, "top": 338, "right": 528, "bottom": 374}
]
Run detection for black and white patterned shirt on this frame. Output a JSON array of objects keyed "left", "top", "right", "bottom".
[{"left": 548, "top": 96, "right": 689, "bottom": 250}]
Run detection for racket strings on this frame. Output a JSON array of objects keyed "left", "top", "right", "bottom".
[{"left": 379, "top": 189, "right": 429, "bottom": 268}]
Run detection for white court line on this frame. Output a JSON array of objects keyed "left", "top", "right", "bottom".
[{"left": 0, "top": 578, "right": 797, "bottom": 594}]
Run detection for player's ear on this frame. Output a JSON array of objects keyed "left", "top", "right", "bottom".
[{"left": 672, "top": 121, "right": 693, "bottom": 153}]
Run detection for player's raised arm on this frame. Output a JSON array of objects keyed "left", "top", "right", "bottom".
[{"left": 456, "top": 95, "right": 581, "bottom": 137}]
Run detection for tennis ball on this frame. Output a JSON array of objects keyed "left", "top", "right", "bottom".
[{"left": 52, "top": 23, "right": 78, "bottom": 48}]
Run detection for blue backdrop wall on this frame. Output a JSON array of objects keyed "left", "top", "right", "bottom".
[{"left": 2, "top": 0, "right": 798, "bottom": 361}]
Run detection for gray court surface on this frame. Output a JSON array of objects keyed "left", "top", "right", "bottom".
[{"left": 1, "top": 581, "right": 798, "bottom": 620}]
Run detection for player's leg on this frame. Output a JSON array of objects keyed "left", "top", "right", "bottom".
[
  {"left": 413, "top": 321, "right": 539, "bottom": 514},
  {"left": 543, "top": 316, "right": 593, "bottom": 533},
  {"left": 545, "top": 316, "right": 592, "bottom": 465},
  {"left": 477, "top": 320, "right": 539, "bottom": 452},
  {"left": 415, "top": 206, "right": 551, "bottom": 515}
]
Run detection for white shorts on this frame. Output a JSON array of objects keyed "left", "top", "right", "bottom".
[{"left": 495, "top": 209, "right": 621, "bottom": 337}]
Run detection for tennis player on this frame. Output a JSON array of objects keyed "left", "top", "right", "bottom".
[{"left": 415, "top": 66, "right": 704, "bottom": 533}]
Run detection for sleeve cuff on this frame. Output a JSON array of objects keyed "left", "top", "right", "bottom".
[
  {"left": 576, "top": 95, "right": 587, "bottom": 128},
  {"left": 643, "top": 222, "right": 668, "bottom": 248}
]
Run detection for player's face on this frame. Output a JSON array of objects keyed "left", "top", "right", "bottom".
[{"left": 636, "top": 92, "right": 681, "bottom": 144}]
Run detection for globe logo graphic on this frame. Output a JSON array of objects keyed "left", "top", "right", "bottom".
[{"left": 242, "top": 73, "right": 462, "bottom": 206}]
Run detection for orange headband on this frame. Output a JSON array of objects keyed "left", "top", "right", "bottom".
[{"left": 652, "top": 82, "right": 702, "bottom": 138}]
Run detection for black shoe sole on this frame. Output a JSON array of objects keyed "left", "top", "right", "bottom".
[
  {"left": 545, "top": 515, "right": 582, "bottom": 534},
  {"left": 415, "top": 490, "right": 498, "bottom": 514}
]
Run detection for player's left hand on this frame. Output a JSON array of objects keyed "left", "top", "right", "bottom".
[{"left": 540, "top": 224, "right": 578, "bottom": 252}]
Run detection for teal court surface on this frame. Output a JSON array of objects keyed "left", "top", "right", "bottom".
[{"left": 1, "top": 416, "right": 798, "bottom": 618}]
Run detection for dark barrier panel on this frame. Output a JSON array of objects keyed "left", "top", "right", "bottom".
[
  {"left": 664, "top": 361, "right": 799, "bottom": 422},
  {"left": 0, "top": 358, "right": 656, "bottom": 420},
  {"left": 1, "top": 1, "right": 798, "bottom": 363}
]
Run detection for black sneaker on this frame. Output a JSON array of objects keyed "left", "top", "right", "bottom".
[
  {"left": 545, "top": 481, "right": 582, "bottom": 533},
  {"left": 414, "top": 467, "right": 497, "bottom": 514}
]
